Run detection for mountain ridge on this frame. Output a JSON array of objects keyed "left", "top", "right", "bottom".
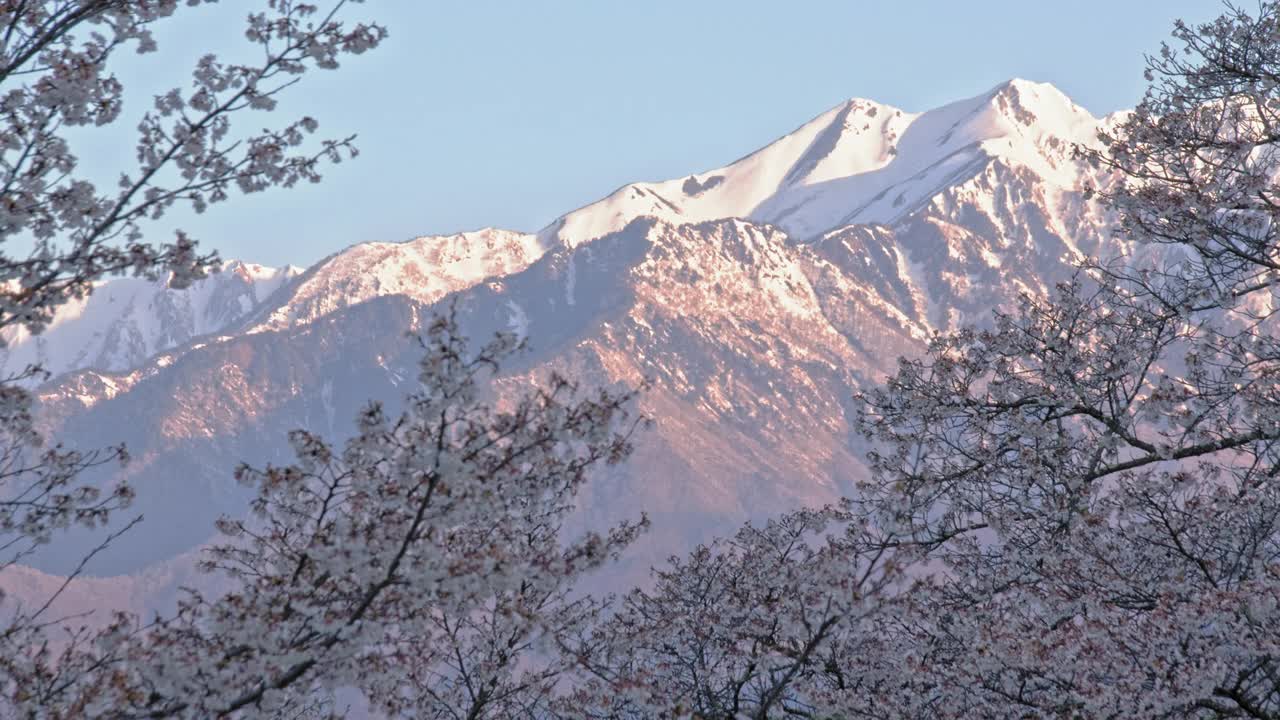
[
  {"left": 9, "top": 78, "right": 1132, "bottom": 597},
  {"left": 3, "top": 78, "right": 1119, "bottom": 386}
]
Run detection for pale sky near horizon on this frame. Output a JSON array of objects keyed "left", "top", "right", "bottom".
[{"left": 105, "top": 1, "right": 1226, "bottom": 268}]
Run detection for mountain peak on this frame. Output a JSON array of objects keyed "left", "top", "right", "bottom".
[
  {"left": 249, "top": 228, "right": 544, "bottom": 333},
  {"left": 541, "top": 81, "right": 1108, "bottom": 248},
  {"left": 14, "top": 82, "right": 1120, "bottom": 386},
  {"left": 985, "top": 77, "right": 1094, "bottom": 128},
  {"left": 994, "top": 77, "right": 1066, "bottom": 96}
]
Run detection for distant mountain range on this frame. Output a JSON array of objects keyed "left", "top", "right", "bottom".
[{"left": 4, "top": 79, "right": 1135, "bottom": 612}]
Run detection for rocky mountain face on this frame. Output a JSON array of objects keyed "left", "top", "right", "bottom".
[{"left": 9, "top": 79, "right": 1132, "bottom": 606}]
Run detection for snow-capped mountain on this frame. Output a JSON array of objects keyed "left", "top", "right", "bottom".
[
  {"left": 0, "top": 229, "right": 546, "bottom": 383},
  {"left": 14, "top": 79, "right": 1130, "bottom": 598},
  {"left": 547, "top": 79, "right": 1110, "bottom": 248},
  {"left": 249, "top": 227, "right": 544, "bottom": 332},
  {"left": 0, "top": 261, "right": 299, "bottom": 378}
]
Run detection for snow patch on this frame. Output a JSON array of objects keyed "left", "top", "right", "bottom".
[{"left": 505, "top": 300, "right": 530, "bottom": 339}]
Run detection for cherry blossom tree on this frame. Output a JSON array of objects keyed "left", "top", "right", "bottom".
[
  {"left": 567, "top": 4, "right": 1280, "bottom": 718},
  {"left": 0, "top": 5, "right": 647, "bottom": 717},
  {"left": 0, "top": 0, "right": 387, "bottom": 563},
  {"left": 558, "top": 505, "right": 909, "bottom": 720},
  {"left": 0, "top": 0, "right": 405, "bottom": 716},
  {"left": 0, "top": 0, "right": 386, "bottom": 339},
  {"left": 4, "top": 311, "right": 646, "bottom": 718},
  {"left": 842, "top": 3, "right": 1280, "bottom": 717}
]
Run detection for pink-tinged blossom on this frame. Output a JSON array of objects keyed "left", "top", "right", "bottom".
[
  {"left": 4, "top": 310, "right": 646, "bottom": 718},
  {"left": 0, "top": 2, "right": 387, "bottom": 717}
]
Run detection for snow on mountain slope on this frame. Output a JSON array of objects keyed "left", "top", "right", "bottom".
[
  {"left": 758, "top": 79, "right": 1103, "bottom": 237},
  {"left": 0, "top": 261, "right": 300, "bottom": 379},
  {"left": 249, "top": 227, "right": 544, "bottom": 332},
  {"left": 1, "top": 230, "right": 544, "bottom": 383},
  {"left": 25, "top": 216, "right": 891, "bottom": 576},
  {"left": 2, "top": 79, "right": 1115, "bottom": 385},
  {"left": 544, "top": 96, "right": 914, "bottom": 247},
  {"left": 544, "top": 79, "right": 1106, "bottom": 250}
]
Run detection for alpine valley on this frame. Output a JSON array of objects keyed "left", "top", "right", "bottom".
[{"left": 2, "top": 79, "right": 1136, "bottom": 611}]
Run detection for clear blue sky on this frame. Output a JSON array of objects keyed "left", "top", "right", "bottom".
[{"left": 109, "top": 1, "right": 1225, "bottom": 268}]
